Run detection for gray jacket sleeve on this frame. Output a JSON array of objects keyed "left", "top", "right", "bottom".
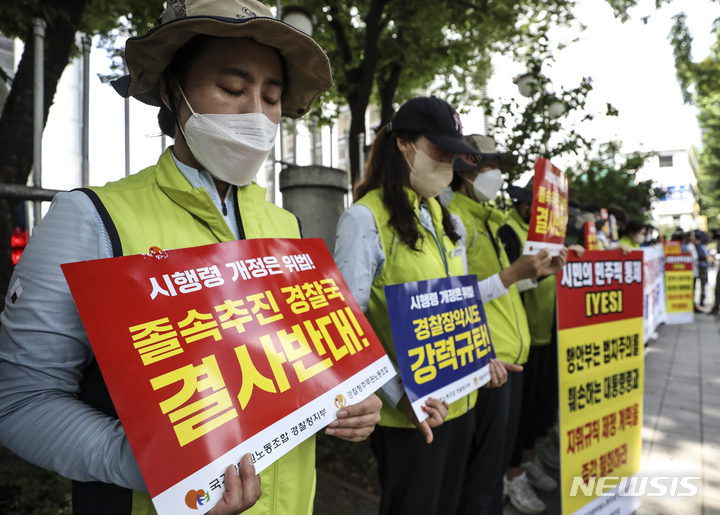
[
  {"left": 0, "top": 191, "right": 146, "bottom": 491},
  {"left": 333, "top": 205, "right": 407, "bottom": 407}
]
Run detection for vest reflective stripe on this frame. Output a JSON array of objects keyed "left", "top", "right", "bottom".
[
  {"left": 88, "top": 149, "right": 314, "bottom": 515},
  {"left": 447, "top": 193, "right": 531, "bottom": 365},
  {"left": 505, "top": 209, "right": 557, "bottom": 346},
  {"left": 356, "top": 188, "right": 477, "bottom": 428}
]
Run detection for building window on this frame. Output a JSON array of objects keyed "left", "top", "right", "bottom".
[{"left": 659, "top": 155, "right": 673, "bottom": 167}]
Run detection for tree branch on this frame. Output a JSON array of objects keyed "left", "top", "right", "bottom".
[{"left": 325, "top": 0, "right": 353, "bottom": 67}]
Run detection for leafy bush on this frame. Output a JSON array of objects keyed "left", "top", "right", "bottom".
[{"left": 0, "top": 447, "right": 72, "bottom": 515}]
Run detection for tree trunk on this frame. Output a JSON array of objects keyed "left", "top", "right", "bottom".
[
  {"left": 348, "top": 101, "right": 367, "bottom": 188},
  {"left": 379, "top": 61, "right": 402, "bottom": 127},
  {"left": 345, "top": 0, "right": 389, "bottom": 186},
  {"left": 0, "top": 0, "right": 88, "bottom": 313}
]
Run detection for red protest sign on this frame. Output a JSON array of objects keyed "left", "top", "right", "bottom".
[
  {"left": 556, "top": 249, "right": 645, "bottom": 331},
  {"left": 524, "top": 157, "right": 569, "bottom": 256},
  {"left": 663, "top": 241, "right": 694, "bottom": 323},
  {"left": 585, "top": 221, "right": 599, "bottom": 251},
  {"left": 62, "top": 238, "right": 393, "bottom": 515}
]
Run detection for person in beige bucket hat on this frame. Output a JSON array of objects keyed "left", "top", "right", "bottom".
[
  {"left": 0, "top": 1, "right": 382, "bottom": 515},
  {"left": 112, "top": 0, "right": 332, "bottom": 119}
]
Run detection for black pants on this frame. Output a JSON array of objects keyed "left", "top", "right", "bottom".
[
  {"left": 457, "top": 371, "right": 523, "bottom": 515},
  {"left": 372, "top": 409, "right": 476, "bottom": 515},
  {"left": 510, "top": 337, "right": 559, "bottom": 466},
  {"left": 698, "top": 268, "right": 708, "bottom": 307}
]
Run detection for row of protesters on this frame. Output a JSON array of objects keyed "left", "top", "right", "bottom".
[
  {"left": 672, "top": 229, "right": 711, "bottom": 312},
  {"left": 442, "top": 136, "right": 570, "bottom": 515},
  {"left": 0, "top": 2, "right": 631, "bottom": 515},
  {"left": 0, "top": 2, "right": 384, "bottom": 514},
  {"left": 618, "top": 220, "right": 648, "bottom": 249},
  {"left": 500, "top": 179, "right": 584, "bottom": 514},
  {"left": 333, "top": 97, "right": 483, "bottom": 514},
  {"left": 334, "top": 99, "right": 554, "bottom": 514}
]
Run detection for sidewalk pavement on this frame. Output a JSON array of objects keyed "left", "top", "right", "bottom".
[
  {"left": 637, "top": 312, "right": 720, "bottom": 515},
  {"left": 316, "top": 294, "right": 720, "bottom": 515}
]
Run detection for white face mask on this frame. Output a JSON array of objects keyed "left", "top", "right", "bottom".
[
  {"left": 633, "top": 234, "right": 645, "bottom": 244},
  {"left": 405, "top": 143, "right": 454, "bottom": 199},
  {"left": 176, "top": 85, "right": 278, "bottom": 186},
  {"left": 465, "top": 169, "right": 503, "bottom": 202}
]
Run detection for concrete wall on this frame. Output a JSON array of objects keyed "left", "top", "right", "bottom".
[{"left": 279, "top": 165, "right": 349, "bottom": 255}]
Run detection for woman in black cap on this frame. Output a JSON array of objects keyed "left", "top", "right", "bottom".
[{"left": 334, "top": 97, "right": 512, "bottom": 515}]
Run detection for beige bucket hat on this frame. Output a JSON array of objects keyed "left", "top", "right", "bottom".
[{"left": 111, "top": 0, "right": 333, "bottom": 119}]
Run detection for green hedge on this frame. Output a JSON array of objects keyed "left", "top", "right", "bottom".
[{"left": 0, "top": 447, "right": 72, "bottom": 515}]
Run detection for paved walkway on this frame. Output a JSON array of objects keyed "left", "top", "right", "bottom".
[{"left": 638, "top": 312, "right": 720, "bottom": 515}]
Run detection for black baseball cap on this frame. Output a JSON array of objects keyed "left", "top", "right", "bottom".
[
  {"left": 387, "top": 96, "right": 481, "bottom": 162},
  {"left": 507, "top": 178, "right": 534, "bottom": 203}
]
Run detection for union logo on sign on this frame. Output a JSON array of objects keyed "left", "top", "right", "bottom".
[
  {"left": 184, "top": 488, "right": 210, "bottom": 509},
  {"left": 334, "top": 394, "right": 347, "bottom": 409}
]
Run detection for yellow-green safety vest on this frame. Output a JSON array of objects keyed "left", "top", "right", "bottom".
[
  {"left": 446, "top": 192, "right": 531, "bottom": 364},
  {"left": 618, "top": 236, "right": 640, "bottom": 249},
  {"left": 86, "top": 148, "right": 315, "bottom": 515},
  {"left": 355, "top": 188, "right": 477, "bottom": 428},
  {"left": 504, "top": 208, "right": 557, "bottom": 346}
]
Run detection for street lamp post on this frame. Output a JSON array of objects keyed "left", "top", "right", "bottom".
[
  {"left": 513, "top": 71, "right": 566, "bottom": 156},
  {"left": 32, "top": 18, "right": 46, "bottom": 227},
  {"left": 270, "top": 3, "right": 317, "bottom": 204}
]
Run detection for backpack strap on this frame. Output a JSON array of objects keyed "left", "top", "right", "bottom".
[{"left": 75, "top": 188, "right": 123, "bottom": 257}]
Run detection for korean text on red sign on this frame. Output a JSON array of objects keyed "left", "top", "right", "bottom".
[
  {"left": 62, "top": 238, "right": 394, "bottom": 515},
  {"left": 524, "top": 157, "right": 569, "bottom": 257}
]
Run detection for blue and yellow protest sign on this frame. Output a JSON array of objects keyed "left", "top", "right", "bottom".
[{"left": 385, "top": 275, "right": 495, "bottom": 421}]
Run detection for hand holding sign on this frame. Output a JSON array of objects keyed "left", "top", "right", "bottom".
[
  {"left": 206, "top": 455, "right": 261, "bottom": 515},
  {"left": 484, "top": 359, "right": 524, "bottom": 388},
  {"left": 398, "top": 395, "right": 449, "bottom": 444},
  {"left": 324, "top": 393, "right": 382, "bottom": 442},
  {"left": 500, "top": 249, "right": 552, "bottom": 286}
]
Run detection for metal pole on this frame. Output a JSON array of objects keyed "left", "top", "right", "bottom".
[
  {"left": 0, "top": 183, "right": 62, "bottom": 201},
  {"left": 329, "top": 121, "right": 333, "bottom": 168},
  {"left": 81, "top": 35, "right": 91, "bottom": 187},
  {"left": 270, "top": 0, "right": 282, "bottom": 204},
  {"left": 32, "top": 18, "right": 46, "bottom": 227},
  {"left": 292, "top": 120, "right": 297, "bottom": 164},
  {"left": 358, "top": 132, "right": 366, "bottom": 182},
  {"left": 124, "top": 69, "right": 131, "bottom": 177},
  {"left": 311, "top": 121, "right": 317, "bottom": 165}
]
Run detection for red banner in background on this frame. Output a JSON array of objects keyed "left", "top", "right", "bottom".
[
  {"left": 662, "top": 241, "right": 695, "bottom": 324},
  {"left": 585, "top": 222, "right": 599, "bottom": 251},
  {"left": 62, "top": 239, "right": 394, "bottom": 515},
  {"left": 557, "top": 249, "right": 645, "bottom": 331},
  {"left": 524, "top": 157, "right": 569, "bottom": 256}
]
